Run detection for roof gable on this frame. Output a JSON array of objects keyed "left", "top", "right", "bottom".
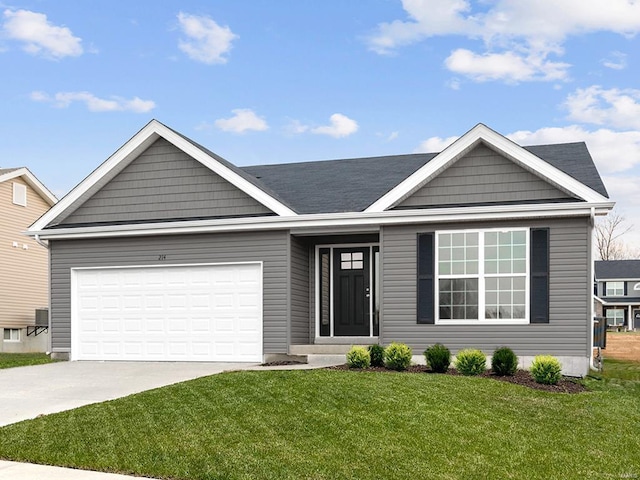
[
  {"left": 55, "top": 138, "right": 273, "bottom": 226},
  {"left": 31, "top": 120, "right": 296, "bottom": 231},
  {"left": 365, "top": 124, "right": 610, "bottom": 212},
  {"left": 0, "top": 167, "right": 57, "bottom": 206},
  {"left": 396, "top": 143, "right": 574, "bottom": 208}
]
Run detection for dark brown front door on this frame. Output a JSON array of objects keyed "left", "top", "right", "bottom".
[{"left": 333, "top": 247, "right": 370, "bottom": 336}]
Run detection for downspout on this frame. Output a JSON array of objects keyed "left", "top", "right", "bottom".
[
  {"left": 589, "top": 208, "right": 596, "bottom": 371},
  {"left": 34, "top": 233, "right": 48, "bottom": 249},
  {"left": 35, "top": 234, "right": 52, "bottom": 356}
]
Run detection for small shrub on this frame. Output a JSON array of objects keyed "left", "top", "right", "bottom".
[
  {"left": 455, "top": 349, "right": 487, "bottom": 376},
  {"left": 530, "top": 355, "right": 562, "bottom": 385},
  {"left": 491, "top": 347, "right": 518, "bottom": 376},
  {"left": 384, "top": 342, "right": 412, "bottom": 371},
  {"left": 368, "top": 344, "right": 385, "bottom": 367},
  {"left": 346, "top": 346, "right": 370, "bottom": 369},
  {"left": 424, "top": 343, "right": 451, "bottom": 373}
]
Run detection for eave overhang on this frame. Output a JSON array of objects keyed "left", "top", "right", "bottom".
[{"left": 27, "top": 201, "right": 615, "bottom": 241}]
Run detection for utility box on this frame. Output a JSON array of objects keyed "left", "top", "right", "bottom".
[
  {"left": 35, "top": 308, "right": 49, "bottom": 327},
  {"left": 593, "top": 317, "right": 607, "bottom": 349}
]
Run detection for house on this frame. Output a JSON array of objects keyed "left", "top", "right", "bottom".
[
  {"left": 0, "top": 168, "right": 57, "bottom": 352},
  {"left": 594, "top": 260, "right": 640, "bottom": 331},
  {"left": 27, "top": 120, "right": 613, "bottom": 376}
]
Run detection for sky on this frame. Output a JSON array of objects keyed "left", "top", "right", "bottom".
[{"left": 2, "top": 0, "right": 640, "bottom": 244}]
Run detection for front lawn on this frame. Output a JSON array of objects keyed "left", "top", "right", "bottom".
[
  {"left": 0, "top": 369, "right": 638, "bottom": 479},
  {"left": 0, "top": 353, "right": 54, "bottom": 369}
]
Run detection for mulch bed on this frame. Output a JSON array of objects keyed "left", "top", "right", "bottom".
[{"left": 328, "top": 364, "right": 587, "bottom": 394}]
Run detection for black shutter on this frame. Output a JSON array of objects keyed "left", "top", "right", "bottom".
[
  {"left": 624, "top": 282, "right": 628, "bottom": 296},
  {"left": 530, "top": 228, "right": 550, "bottom": 324},
  {"left": 417, "top": 233, "right": 435, "bottom": 324}
]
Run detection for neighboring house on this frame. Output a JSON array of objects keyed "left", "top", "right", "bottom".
[
  {"left": 0, "top": 168, "right": 57, "bottom": 352},
  {"left": 594, "top": 260, "right": 640, "bottom": 331},
  {"left": 27, "top": 120, "right": 613, "bottom": 376}
]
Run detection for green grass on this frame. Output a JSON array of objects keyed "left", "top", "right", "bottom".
[
  {"left": 0, "top": 369, "right": 639, "bottom": 480},
  {"left": 0, "top": 353, "right": 54, "bottom": 369}
]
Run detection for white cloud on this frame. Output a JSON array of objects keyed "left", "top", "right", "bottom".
[
  {"left": 214, "top": 109, "right": 268, "bottom": 133},
  {"left": 3, "top": 9, "right": 83, "bottom": 59},
  {"left": 415, "top": 134, "right": 460, "bottom": 153},
  {"left": 445, "top": 49, "right": 569, "bottom": 83},
  {"left": 310, "top": 113, "right": 359, "bottom": 138},
  {"left": 30, "top": 91, "right": 155, "bottom": 113},
  {"left": 387, "top": 131, "right": 399, "bottom": 141},
  {"left": 367, "top": 0, "right": 640, "bottom": 83},
  {"left": 602, "top": 51, "right": 627, "bottom": 70},
  {"left": 508, "top": 126, "right": 640, "bottom": 174},
  {"left": 177, "top": 12, "right": 237, "bottom": 64},
  {"left": 284, "top": 119, "right": 310, "bottom": 135},
  {"left": 416, "top": 124, "right": 640, "bottom": 175},
  {"left": 564, "top": 86, "right": 640, "bottom": 130}
]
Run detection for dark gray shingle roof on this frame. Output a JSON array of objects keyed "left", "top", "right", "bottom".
[
  {"left": 241, "top": 142, "right": 608, "bottom": 214},
  {"left": 243, "top": 153, "right": 436, "bottom": 214},
  {"left": 595, "top": 260, "right": 640, "bottom": 280}
]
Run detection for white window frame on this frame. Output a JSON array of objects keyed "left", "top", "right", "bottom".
[
  {"left": 435, "top": 228, "right": 530, "bottom": 325},
  {"left": 12, "top": 183, "right": 27, "bottom": 206},
  {"left": 3, "top": 328, "right": 20, "bottom": 342},
  {"left": 606, "top": 281, "right": 624, "bottom": 297},
  {"left": 605, "top": 308, "right": 625, "bottom": 327}
]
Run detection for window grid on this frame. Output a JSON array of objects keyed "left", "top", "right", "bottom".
[
  {"left": 605, "top": 309, "right": 624, "bottom": 327},
  {"left": 606, "top": 282, "right": 624, "bottom": 297},
  {"left": 3, "top": 328, "right": 20, "bottom": 342},
  {"left": 436, "top": 229, "right": 529, "bottom": 322}
]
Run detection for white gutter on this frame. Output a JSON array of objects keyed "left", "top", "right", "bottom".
[{"left": 27, "top": 201, "right": 615, "bottom": 240}]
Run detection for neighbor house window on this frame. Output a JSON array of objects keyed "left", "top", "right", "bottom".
[
  {"left": 606, "top": 309, "right": 624, "bottom": 327},
  {"left": 12, "top": 183, "right": 27, "bottom": 206},
  {"left": 3, "top": 328, "right": 20, "bottom": 342},
  {"left": 436, "top": 229, "right": 528, "bottom": 323},
  {"left": 606, "top": 282, "right": 624, "bottom": 297}
]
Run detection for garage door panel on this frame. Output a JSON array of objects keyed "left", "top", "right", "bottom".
[{"left": 73, "top": 263, "right": 262, "bottom": 362}]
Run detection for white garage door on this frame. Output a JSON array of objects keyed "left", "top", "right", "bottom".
[{"left": 72, "top": 263, "right": 262, "bottom": 362}]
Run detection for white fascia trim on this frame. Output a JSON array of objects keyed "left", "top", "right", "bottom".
[
  {"left": 156, "top": 124, "right": 296, "bottom": 217},
  {"left": 365, "top": 124, "right": 610, "bottom": 212},
  {"left": 0, "top": 168, "right": 57, "bottom": 205},
  {"left": 30, "top": 122, "right": 162, "bottom": 231},
  {"left": 28, "top": 201, "right": 615, "bottom": 240},
  {"left": 29, "top": 120, "right": 295, "bottom": 232}
]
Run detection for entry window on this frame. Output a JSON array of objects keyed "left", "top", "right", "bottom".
[
  {"left": 340, "top": 252, "right": 363, "bottom": 270},
  {"left": 606, "top": 282, "right": 624, "bottom": 297},
  {"left": 437, "top": 229, "right": 528, "bottom": 322},
  {"left": 606, "top": 309, "right": 624, "bottom": 327},
  {"left": 3, "top": 328, "right": 20, "bottom": 342}
]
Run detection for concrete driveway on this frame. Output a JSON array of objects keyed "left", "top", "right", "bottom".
[{"left": 0, "top": 361, "right": 256, "bottom": 427}]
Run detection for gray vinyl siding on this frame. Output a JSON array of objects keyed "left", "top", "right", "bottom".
[
  {"left": 57, "top": 138, "right": 272, "bottom": 225},
  {"left": 380, "top": 217, "right": 590, "bottom": 356},
  {"left": 49, "top": 231, "right": 288, "bottom": 354},
  {"left": 397, "top": 144, "right": 573, "bottom": 208},
  {"left": 289, "top": 236, "right": 310, "bottom": 345}
]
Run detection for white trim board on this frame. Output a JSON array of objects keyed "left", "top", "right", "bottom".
[
  {"left": 30, "top": 120, "right": 296, "bottom": 231},
  {"left": 365, "top": 124, "right": 610, "bottom": 212},
  {"left": 28, "top": 201, "right": 615, "bottom": 240},
  {"left": 0, "top": 167, "right": 57, "bottom": 206}
]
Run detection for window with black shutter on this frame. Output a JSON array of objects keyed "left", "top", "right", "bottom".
[
  {"left": 417, "top": 233, "right": 435, "bottom": 324},
  {"left": 530, "top": 228, "right": 550, "bottom": 324}
]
